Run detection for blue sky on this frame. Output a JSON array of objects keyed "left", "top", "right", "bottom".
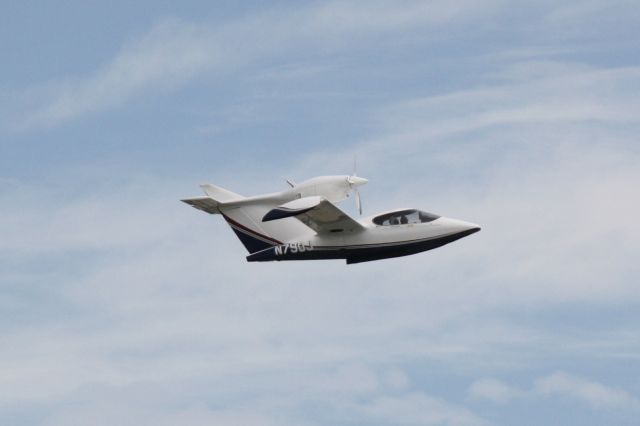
[{"left": 2, "top": 1, "right": 640, "bottom": 424}]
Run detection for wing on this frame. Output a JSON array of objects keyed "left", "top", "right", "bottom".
[{"left": 263, "top": 196, "right": 364, "bottom": 234}]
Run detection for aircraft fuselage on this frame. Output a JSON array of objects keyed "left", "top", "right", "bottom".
[{"left": 246, "top": 215, "right": 480, "bottom": 264}]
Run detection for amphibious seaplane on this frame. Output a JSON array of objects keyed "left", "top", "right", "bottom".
[{"left": 182, "top": 174, "right": 480, "bottom": 264}]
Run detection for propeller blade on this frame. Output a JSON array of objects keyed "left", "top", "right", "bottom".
[{"left": 355, "top": 188, "right": 362, "bottom": 215}]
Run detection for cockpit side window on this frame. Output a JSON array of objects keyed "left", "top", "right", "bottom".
[
  {"left": 373, "top": 209, "right": 440, "bottom": 226},
  {"left": 418, "top": 211, "right": 440, "bottom": 223}
]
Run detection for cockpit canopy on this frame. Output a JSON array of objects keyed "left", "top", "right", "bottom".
[{"left": 372, "top": 209, "right": 440, "bottom": 226}]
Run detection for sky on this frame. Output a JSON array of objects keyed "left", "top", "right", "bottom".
[{"left": 1, "top": 0, "right": 640, "bottom": 424}]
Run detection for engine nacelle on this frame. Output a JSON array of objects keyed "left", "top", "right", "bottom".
[{"left": 291, "top": 175, "right": 366, "bottom": 203}]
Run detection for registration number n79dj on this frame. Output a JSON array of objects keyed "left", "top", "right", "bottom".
[{"left": 274, "top": 242, "right": 313, "bottom": 255}]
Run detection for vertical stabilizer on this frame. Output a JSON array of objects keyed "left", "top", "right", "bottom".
[{"left": 200, "top": 183, "right": 243, "bottom": 202}]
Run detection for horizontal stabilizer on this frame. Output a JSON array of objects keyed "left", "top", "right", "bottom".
[
  {"left": 182, "top": 183, "right": 244, "bottom": 214},
  {"left": 181, "top": 196, "right": 221, "bottom": 214},
  {"left": 200, "top": 183, "right": 243, "bottom": 202}
]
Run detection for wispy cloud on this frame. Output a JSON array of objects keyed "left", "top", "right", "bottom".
[
  {"left": 19, "top": 0, "right": 502, "bottom": 128},
  {"left": 3, "top": 132, "right": 638, "bottom": 423},
  {"left": 355, "top": 393, "right": 485, "bottom": 426},
  {"left": 4, "top": 2, "right": 640, "bottom": 424},
  {"left": 296, "top": 59, "right": 640, "bottom": 302},
  {"left": 534, "top": 371, "right": 640, "bottom": 410},
  {"left": 467, "top": 378, "right": 522, "bottom": 404},
  {"left": 469, "top": 371, "right": 640, "bottom": 412},
  {"left": 6, "top": 0, "right": 638, "bottom": 134},
  {"left": 373, "top": 62, "right": 640, "bottom": 142},
  {"left": 24, "top": 21, "right": 216, "bottom": 127}
]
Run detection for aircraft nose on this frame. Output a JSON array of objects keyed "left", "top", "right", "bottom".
[
  {"left": 444, "top": 218, "right": 481, "bottom": 236},
  {"left": 466, "top": 222, "right": 481, "bottom": 234},
  {"left": 456, "top": 222, "right": 481, "bottom": 239},
  {"left": 462, "top": 221, "right": 481, "bottom": 233}
]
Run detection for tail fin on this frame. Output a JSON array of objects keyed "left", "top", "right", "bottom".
[
  {"left": 182, "top": 183, "right": 281, "bottom": 254},
  {"left": 221, "top": 212, "right": 282, "bottom": 254}
]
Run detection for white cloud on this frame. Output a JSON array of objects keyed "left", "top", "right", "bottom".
[
  {"left": 26, "top": 20, "right": 216, "bottom": 127},
  {"left": 534, "top": 371, "right": 640, "bottom": 410},
  {"left": 3, "top": 3, "right": 640, "bottom": 421},
  {"left": 381, "top": 367, "right": 411, "bottom": 391},
  {"left": 544, "top": 0, "right": 640, "bottom": 30},
  {"left": 467, "top": 371, "right": 640, "bottom": 413},
  {"left": 304, "top": 0, "right": 496, "bottom": 35},
  {"left": 19, "top": 0, "right": 503, "bottom": 128},
  {"left": 298, "top": 59, "right": 640, "bottom": 306},
  {"left": 373, "top": 64, "right": 640, "bottom": 144},
  {"left": 40, "top": 389, "right": 286, "bottom": 426},
  {"left": 467, "top": 378, "right": 522, "bottom": 404},
  {"left": 0, "top": 176, "right": 190, "bottom": 256},
  {"left": 2, "top": 111, "right": 639, "bottom": 410},
  {"left": 3, "top": 357, "right": 479, "bottom": 426},
  {"left": 356, "top": 393, "right": 485, "bottom": 426},
  {"left": 7, "top": 0, "right": 638, "bottom": 131}
]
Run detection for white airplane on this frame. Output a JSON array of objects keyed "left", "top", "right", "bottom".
[{"left": 182, "top": 174, "right": 480, "bottom": 264}]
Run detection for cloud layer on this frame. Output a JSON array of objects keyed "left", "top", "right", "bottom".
[
  {"left": 469, "top": 372, "right": 640, "bottom": 412},
  {"left": 20, "top": 0, "right": 502, "bottom": 128},
  {"left": 2, "top": 1, "right": 640, "bottom": 425}
]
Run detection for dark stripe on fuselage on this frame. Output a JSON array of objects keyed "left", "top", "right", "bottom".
[
  {"left": 229, "top": 227, "right": 275, "bottom": 253},
  {"left": 221, "top": 213, "right": 283, "bottom": 254}
]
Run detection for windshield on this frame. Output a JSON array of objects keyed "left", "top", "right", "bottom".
[{"left": 372, "top": 209, "right": 440, "bottom": 226}]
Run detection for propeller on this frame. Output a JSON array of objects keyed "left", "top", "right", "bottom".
[{"left": 347, "top": 158, "right": 367, "bottom": 215}]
